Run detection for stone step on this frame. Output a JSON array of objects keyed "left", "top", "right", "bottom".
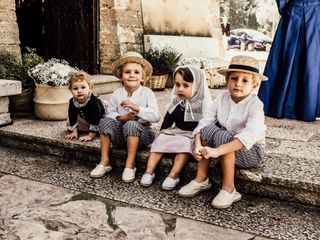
[
  {"left": 91, "top": 74, "right": 122, "bottom": 96},
  {"left": 0, "top": 117, "right": 319, "bottom": 208},
  {"left": 0, "top": 79, "right": 22, "bottom": 126},
  {"left": 0, "top": 145, "right": 319, "bottom": 240}
]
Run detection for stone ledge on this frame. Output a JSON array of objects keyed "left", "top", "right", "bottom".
[
  {"left": 0, "top": 79, "right": 21, "bottom": 97},
  {"left": 0, "top": 97, "right": 9, "bottom": 113},
  {"left": 0, "top": 112, "right": 11, "bottom": 126},
  {"left": 91, "top": 74, "right": 122, "bottom": 96},
  {"left": 0, "top": 118, "right": 319, "bottom": 207}
]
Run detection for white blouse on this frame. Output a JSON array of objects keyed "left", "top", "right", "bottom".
[
  {"left": 193, "top": 91, "right": 266, "bottom": 150},
  {"left": 107, "top": 86, "right": 161, "bottom": 124}
]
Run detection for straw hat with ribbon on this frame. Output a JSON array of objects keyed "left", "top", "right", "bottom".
[
  {"left": 112, "top": 51, "right": 153, "bottom": 80},
  {"left": 218, "top": 55, "right": 267, "bottom": 81}
]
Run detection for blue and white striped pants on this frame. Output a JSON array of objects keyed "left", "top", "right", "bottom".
[
  {"left": 99, "top": 118, "right": 155, "bottom": 149},
  {"left": 200, "top": 124, "right": 265, "bottom": 168}
]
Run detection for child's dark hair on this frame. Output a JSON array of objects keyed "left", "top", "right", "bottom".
[{"left": 173, "top": 67, "right": 194, "bottom": 83}]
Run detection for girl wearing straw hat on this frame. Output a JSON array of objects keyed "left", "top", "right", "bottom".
[
  {"left": 179, "top": 55, "right": 267, "bottom": 209},
  {"left": 90, "top": 52, "right": 161, "bottom": 182}
]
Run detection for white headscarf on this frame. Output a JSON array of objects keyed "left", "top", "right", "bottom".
[{"left": 167, "top": 65, "right": 213, "bottom": 122}]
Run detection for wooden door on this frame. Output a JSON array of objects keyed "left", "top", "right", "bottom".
[{"left": 15, "top": 0, "right": 99, "bottom": 73}]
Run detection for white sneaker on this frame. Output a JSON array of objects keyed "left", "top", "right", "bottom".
[
  {"left": 122, "top": 167, "right": 137, "bottom": 183},
  {"left": 161, "top": 177, "right": 180, "bottom": 190},
  {"left": 211, "top": 189, "right": 242, "bottom": 209},
  {"left": 140, "top": 173, "right": 155, "bottom": 187},
  {"left": 178, "top": 178, "right": 211, "bottom": 197},
  {"left": 90, "top": 164, "right": 112, "bottom": 178}
]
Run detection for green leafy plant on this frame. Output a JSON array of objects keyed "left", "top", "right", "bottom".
[
  {"left": 0, "top": 49, "right": 21, "bottom": 80},
  {"left": 141, "top": 47, "right": 182, "bottom": 75},
  {"left": 0, "top": 47, "right": 44, "bottom": 89}
]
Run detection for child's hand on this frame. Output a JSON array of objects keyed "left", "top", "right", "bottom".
[
  {"left": 79, "top": 132, "right": 96, "bottom": 142},
  {"left": 193, "top": 145, "right": 204, "bottom": 161},
  {"left": 121, "top": 100, "right": 140, "bottom": 112},
  {"left": 65, "top": 131, "right": 78, "bottom": 140},
  {"left": 200, "top": 147, "right": 221, "bottom": 159},
  {"left": 116, "top": 112, "right": 138, "bottom": 122},
  {"left": 79, "top": 135, "right": 93, "bottom": 142}
]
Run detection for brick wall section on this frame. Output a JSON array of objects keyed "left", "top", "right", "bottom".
[
  {"left": 0, "top": 0, "right": 20, "bottom": 56},
  {"left": 99, "top": 0, "right": 144, "bottom": 74}
]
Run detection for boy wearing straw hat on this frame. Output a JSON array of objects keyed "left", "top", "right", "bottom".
[
  {"left": 90, "top": 52, "right": 161, "bottom": 182},
  {"left": 179, "top": 55, "right": 267, "bottom": 209}
]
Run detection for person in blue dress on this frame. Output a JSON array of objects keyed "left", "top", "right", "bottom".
[{"left": 258, "top": 0, "right": 320, "bottom": 121}]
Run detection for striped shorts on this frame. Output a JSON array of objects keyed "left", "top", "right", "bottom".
[
  {"left": 99, "top": 118, "right": 155, "bottom": 149},
  {"left": 200, "top": 124, "right": 265, "bottom": 168}
]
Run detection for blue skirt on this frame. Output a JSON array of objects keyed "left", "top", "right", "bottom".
[{"left": 258, "top": 0, "right": 320, "bottom": 121}]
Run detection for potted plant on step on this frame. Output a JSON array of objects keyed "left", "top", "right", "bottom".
[
  {"left": 28, "top": 58, "right": 78, "bottom": 120},
  {"left": 141, "top": 46, "right": 182, "bottom": 90},
  {"left": 0, "top": 48, "right": 44, "bottom": 117}
]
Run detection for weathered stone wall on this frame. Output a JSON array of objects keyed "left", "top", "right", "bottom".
[
  {"left": 1, "top": 0, "right": 221, "bottom": 74},
  {"left": 0, "top": 0, "right": 20, "bottom": 56},
  {"left": 141, "top": 0, "right": 221, "bottom": 37},
  {"left": 99, "top": 0, "right": 222, "bottom": 74},
  {"left": 99, "top": 0, "right": 144, "bottom": 74}
]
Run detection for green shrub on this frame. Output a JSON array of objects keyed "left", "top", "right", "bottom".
[
  {"left": 0, "top": 50, "right": 21, "bottom": 80},
  {"left": 0, "top": 47, "right": 44, "bottom": 89},
  {"left": 141, "top": 47, "right": 182, "bottom": 75}
]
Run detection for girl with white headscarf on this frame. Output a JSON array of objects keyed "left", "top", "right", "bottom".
[{"left": 140, "top": 65, "right": 213, "bottom": 190}]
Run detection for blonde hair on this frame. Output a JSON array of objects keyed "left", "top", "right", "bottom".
[
  {"left": 68, "top": 71, "right": 93, "bottom": 90},
  {"left": 225, "top": 71, "right": 260, "bottom": 87}
]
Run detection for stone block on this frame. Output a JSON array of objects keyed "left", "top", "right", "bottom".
[
  {"left": 91, "top": 74, "right": 122, "bottom": 95},
  {"left": 0, "top": 80, "right": 22, "bottom": 97},
  {"left": 0, "top": 112, "right": 11, "bottom": 126},
  {"left": 0, "top": 96, "right": 9, "bottom": 113}
]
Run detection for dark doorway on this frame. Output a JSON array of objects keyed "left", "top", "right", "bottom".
[
  {"left": 15, "top": 0, "right": 44, "bottom": 56},
  {"left": 15, "top": 0, "right": 99, "bottom": 74}
]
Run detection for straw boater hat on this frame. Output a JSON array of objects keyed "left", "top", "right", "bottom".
[
  {"left": 112, "top": 51, "right": 153, "bottom": 79},
  {"left": 218, "top": 55, "right": 267, "bottom": 81}
]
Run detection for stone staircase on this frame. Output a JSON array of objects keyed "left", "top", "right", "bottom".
[
  {"left": 0, "top": 82, "right": 319, "bottom": 208},
  {"left": 0, "top": 110, "right": 319, "bottom": 208},
  {"left": 0, "top": 84, "right": 320, "bottom": 239}
]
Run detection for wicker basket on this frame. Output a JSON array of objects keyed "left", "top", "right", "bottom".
[
  {"left": 144, "top": 74, "right": 168, "bottom": 91},
  {"left": 33, "top": 84, "right": 72, "bottom": 120}
]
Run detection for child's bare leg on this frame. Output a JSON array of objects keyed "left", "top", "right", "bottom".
[
  {"left": 220, "top": 152, "right": 236, "bottom": 192},
  {"left": 126, "top": 135, "right": 139, "bottom": 169},
  {"left": 195, "top": 157, "right": 210, "bottom": 182},
  {"left": 145, "top": 152, "right": 164, "bottom": 174},
  {"left": 168, "top": 153, "right": 189, "bottom": 179},
  {"left": 100, "top": 134, "right": 111, "bottom": 166}
]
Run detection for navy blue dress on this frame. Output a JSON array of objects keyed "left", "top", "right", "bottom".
[{"left": 258, "top": 0, "right": 320, "bottom": 121}]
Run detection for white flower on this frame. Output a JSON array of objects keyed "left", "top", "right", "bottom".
[{"left": 28, "top": 58, "right": 78, "bottom": 87}]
